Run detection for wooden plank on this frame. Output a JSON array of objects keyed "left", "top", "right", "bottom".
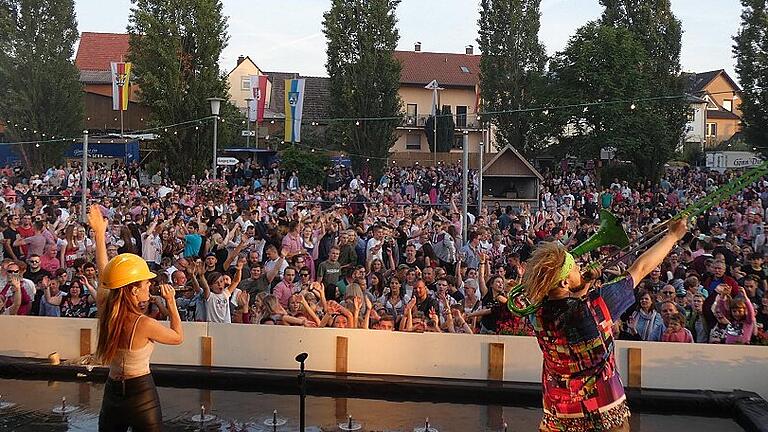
[
  {"left": 79, "top": 328, "right": 91, "bottom": 357},
  {"left": 201, "top": 336, "right": 213, "bottom": 367},
  {"left": 336, "top": 336, "right": 348, "bottom": 374},
  {"left": 627, "top": 347, "right": 642, "bottom": 388},
  {"left": 488, "top": 343, "right": 504, "bottom": 381}
]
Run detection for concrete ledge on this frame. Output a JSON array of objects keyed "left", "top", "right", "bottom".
[{"left": 1, "top": 354, "right": 766, "bottom": 432}]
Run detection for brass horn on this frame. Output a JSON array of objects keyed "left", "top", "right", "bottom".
[{"left": 507, "top": 209, "right": 629, "bottom": 316}]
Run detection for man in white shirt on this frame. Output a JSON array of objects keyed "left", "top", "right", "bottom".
[{"left": 366, "top": 226, "right": 385, "bottom": 263}]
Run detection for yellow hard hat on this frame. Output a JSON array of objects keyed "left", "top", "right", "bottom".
[{"left": 100, "top": 253, "right": 157, "bottom": 289}]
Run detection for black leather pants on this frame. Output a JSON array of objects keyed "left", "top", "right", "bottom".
[{"left": 99, "top": 374, "right": 162, "bottom": 431}]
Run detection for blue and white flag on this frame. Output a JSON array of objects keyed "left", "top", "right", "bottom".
[{"left": 284, "top": 78, "right": 306, "bottom": 143}]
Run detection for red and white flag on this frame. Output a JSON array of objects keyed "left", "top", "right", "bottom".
[{"left": 248, "top": 75, "right": 269, "bottom": 123}]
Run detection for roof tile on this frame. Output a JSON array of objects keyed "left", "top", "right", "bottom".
[
  {"left": 75, "top": 32, "right": 130, "bottom": 71},
  {"left": 394, "top": 50, "right": 480, "bottom": 88}
]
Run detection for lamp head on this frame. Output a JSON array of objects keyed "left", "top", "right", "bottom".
[{"left": 295, "top": 352, "right": 308, "bottom": 362}]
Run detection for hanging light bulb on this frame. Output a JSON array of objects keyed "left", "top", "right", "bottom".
[
  {"left": 35, "top": 143, "right": 40, "bottom": 148},
  {"left": 630, "top": 103, "right": 636, "bottom": 110},
  {"left": 164, "top": 128, "right": 168, "bottom": 132},
  {"left": 355, "top": 120, "right": 360, "bottom": 126},
  {"left": 542, "top": 110, "right": 549, "bottom": 115}
]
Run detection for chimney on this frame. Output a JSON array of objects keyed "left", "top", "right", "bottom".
[
  {"left": 414, "top": 42, "right": 421, "bottom": 52},
  {"left": 237, "top": 55, "right": 245, "bottom": 66},
  {"left": 465, "top": 45, "right": 474, "bottom": 55}
]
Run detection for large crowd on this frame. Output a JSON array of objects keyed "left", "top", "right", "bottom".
[{"left": 0, "top": 157, "right": 766, "bottom": 346}]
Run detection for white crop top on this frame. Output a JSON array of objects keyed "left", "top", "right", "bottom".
[{"left": 109, "top": 315, "right": 154, "bottom": 380}]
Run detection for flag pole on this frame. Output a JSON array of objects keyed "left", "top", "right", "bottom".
[{"left": 433, "top": 86, "right": 438, "bottom": 168}]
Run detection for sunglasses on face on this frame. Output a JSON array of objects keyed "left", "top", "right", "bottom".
[{"left": 7, "top": 270, "right": 19, "bottom": 274}]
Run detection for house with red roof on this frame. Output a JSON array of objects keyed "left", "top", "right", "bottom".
[
  {"left": 392, "top": 43, "right": 492, "bottom": 162},
  {"left": 75, "top": 32, "right": 150, "bottom": 134}
]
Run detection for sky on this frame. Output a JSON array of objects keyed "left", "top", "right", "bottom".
[{"left": 73, "top": 0, "right": 743, "bottom": 80}]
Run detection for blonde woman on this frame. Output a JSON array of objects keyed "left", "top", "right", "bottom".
[
  {"left": 522, "top": 219, "right": 686, "bottom": 432},
  {"left": 89, "top": 205, "right": 183, "bottom": 432}
]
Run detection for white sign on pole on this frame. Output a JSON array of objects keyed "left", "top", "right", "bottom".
[
  {"left": 241, "top": 130, "right": 256, "bottom": 137},
  {"left": 217, "top": 157, "right": 239, "bottom": 166},
  {"left": 600, "top": 147, "right": 616, "bottom": 160}
]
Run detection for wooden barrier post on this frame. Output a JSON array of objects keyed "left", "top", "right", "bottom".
[
  {"left": 201, "top": 336, "right": 212, "bottom": 367},
  {"left": 627, "top": 347, "right": 642, "bottom": 388},
  {"left": 336, "top": 336, "right": 348, "bottom": 374},
  {"left": 488, "top": 343, "right": 504, "bottom": 381},
  {"left": 80, "top": 328, "right": 91, "bottom": 357}
]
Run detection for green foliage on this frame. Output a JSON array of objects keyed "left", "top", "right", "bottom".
[
  {"left": 0, "top": 0, "right": 83, "bottom": 172},
  {"left": 549, "top": 13, "right": 685, "bottom": 179},
  {"left": 733, "top": 0, "right": 768, "bottom": 151},
  {"left": 477, "top": 0, "right": 548, "bottom": 154},
  {"left": 128, "top": 0, "right": 238, "bottom": 181},
  {"left": 599, "top": 161, "right": 639, "bottom": 187},
  {"left": 424, "top": 106, "right": 455, "bottom": 152},
  {"left": 323, "top": 0, "right": 402, "bottom": 175},
  {"left": 599, "top": 0, "right": 688, "bottom": 176},
  {"left": 279, "top": 146, "right": 328, "bottom": 188}
]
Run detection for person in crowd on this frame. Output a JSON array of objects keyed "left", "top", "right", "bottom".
[
  {"left": 662, "top": 313, "right": 694, "bottom": 343},
  {"left": 90, "top": 205, "right": 183, "bottom": 432},
  {"left": 628, "top": 290, "right": 665, "bottom": 341}
]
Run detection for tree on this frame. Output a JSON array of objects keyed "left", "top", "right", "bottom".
[
  {"left": 733, "top": 0, "right": 768, "bottom": 149},
  {"left": 323, "top": 0, "right": 402, "bottom": 173},
  {"left": 424, "top": 106, "right": 455, "bottom": 152},
  {"left": 279, "top": 146, "right": 329, "bottom": 188},
  {"left": 477, "top": 0, "right": 547, "bottom": 154},
  {"left": 127, "top": 0, "right": 240, "bottom": 181},
  {"left": 600, "top": 0, "right": 688, "bottom": 168},
  {"left": 549, "top": 23, "right": 671, "bottom": 178},
  {"left": 0, "top": 0, "right": 83, "bottom": 172}
]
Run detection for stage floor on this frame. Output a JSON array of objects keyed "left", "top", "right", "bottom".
[{"left": 0, "top": 378, "right": 745, "bottom": 431}]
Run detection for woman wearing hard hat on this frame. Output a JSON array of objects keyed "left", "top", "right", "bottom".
[{"left": 89, "top": 205, "right": 183, "bottom": 431}]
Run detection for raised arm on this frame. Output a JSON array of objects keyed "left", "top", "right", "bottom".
[
  {"left": 145, "top": 285, "right": 183, "bottom": 345},
  {"left": 87, "top": 205, "right": 110, "bottom": 307},
  {"left": 226, "top": 257, "right": 245, "bottom": 295},
  {"left": 42, "top": 277, "right": 62, "bottom": 307},
  {"left": 478, "top": 251, "right": 489, "bottom": 297},
  {"left": 265, "top": 256, "right": 285, "bottom": 284},
  {"left": 627, "top": 219, "right": 687, "bottom": 286}
]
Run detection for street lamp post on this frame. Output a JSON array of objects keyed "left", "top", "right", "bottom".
[
  {"left": 244, "top": 97, "right": 253, "bottom": 148},
  {"left": 207, "top": 97, "right": 224, "bottom": 180}
]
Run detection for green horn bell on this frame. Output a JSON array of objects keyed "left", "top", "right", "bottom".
[{"left": 570, "top": 210, "right": 630, "bottom": 257}]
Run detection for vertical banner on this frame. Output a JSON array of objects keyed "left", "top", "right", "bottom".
[
  {"left": 248, "top": 75, "right": 269, "bottom": 123},
  {"left": 284, "top": 78, "right": 306, "bottom": 143},
  {"left": 110, "top": 62, "right": 132, "bottom": 111}
]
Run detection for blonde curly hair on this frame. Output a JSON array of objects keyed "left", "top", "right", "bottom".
[{"left": 521, "top": 242, "right": 569, "bottom": 306}]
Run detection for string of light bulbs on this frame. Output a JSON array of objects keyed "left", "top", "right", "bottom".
[{"left": 0, "top": 86, "right": 761, "bottom": 148}]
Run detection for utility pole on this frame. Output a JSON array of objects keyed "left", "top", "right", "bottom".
[
  {"left": 81, "top": 130, "right": 89, "bottom": 223},
  {"left": 462, "top": 130, "right": 469, "bottom": 243},
  {"left": 478, "top": 123, "right": 485, "bottom": 212}
]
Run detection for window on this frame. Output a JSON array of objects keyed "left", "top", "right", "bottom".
[
  {"left": 453, "top": 135, "right": 464, "bottom": 150},
  {"left": 240, "top": 76, "right": 251, "bottom": 91},
  {"left": 406, "top": 133, "right": 421, "bottom": 150},
  {"left": 456, "top": 106, "right": 468, "bottom": 128},
  {"left": 460, "top": 66, "right": 470, "bottom": 73},
  {"left": 706, "top": 123, "right": 717, "bottom": 137},
  {"left": 406, "top": 104, "right": 418, "bottom": 126},
  {"left": 722, "top": 99, "right": 732, "bottom": 112}
]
